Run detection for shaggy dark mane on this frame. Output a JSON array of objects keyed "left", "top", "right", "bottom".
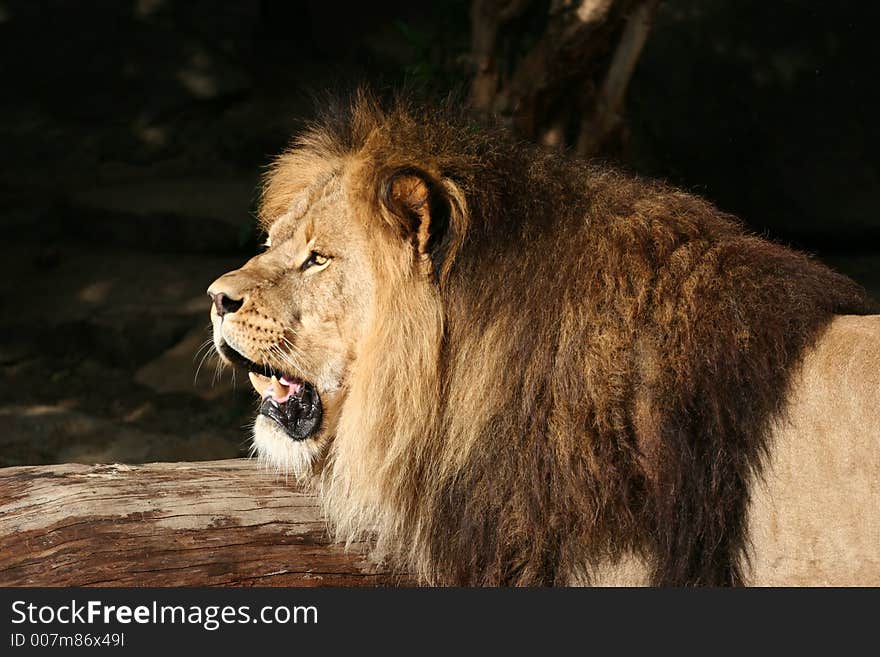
[{"left": 274, "top": 92, "right": 876, "bottom": 586}]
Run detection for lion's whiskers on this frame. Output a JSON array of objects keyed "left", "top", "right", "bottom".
[
  {"left": 192, "top": 337, "right": 214, "bottom": 363},
  {"left": 193, "top": 338, "right": 218, "bottom": 387},
  {"left": 211, "top": 352, "right": 226, "bottom": 387},
  {"left": 262, "top": 338, "right": 310, "bottom": 379},
  {"left": 279, "top": 335, "right": 311, "bottom": 369}
]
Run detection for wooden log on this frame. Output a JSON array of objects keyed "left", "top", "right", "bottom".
[{"left": 0, "top": 459, "right": 406, "bottom": 586}]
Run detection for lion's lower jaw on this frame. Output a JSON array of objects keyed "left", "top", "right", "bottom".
[{"left": 251, "top": 415, "right": 323, "bottom": 478}]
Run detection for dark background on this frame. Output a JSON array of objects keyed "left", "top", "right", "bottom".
[{"left": 1, "top": 0, "right": 877, "bottom": 466}]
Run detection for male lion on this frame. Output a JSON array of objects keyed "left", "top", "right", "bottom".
[{"left": 208, "top": 93, "right": 879, "bottom": 586}]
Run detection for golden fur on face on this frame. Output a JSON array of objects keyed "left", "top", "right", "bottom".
[
  {"left": 208, "top": 170, "right": 377, "bottom": 476},
  {"left": 210, "top": 91, "right": 875, "bottom": 586}
]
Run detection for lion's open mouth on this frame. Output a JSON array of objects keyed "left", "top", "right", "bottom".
[
  {"left": 248, "top": 371, "right": 322, "bottom": 441},
  {"left": 217, "top": 343, "right": 322, "bottom": 441}
]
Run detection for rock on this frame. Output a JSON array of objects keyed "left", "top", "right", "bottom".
[
  {"left": 72, "top": 178, "right": 257, "bottom": 229},
  {"left": 64, "top": 177, "right": 259, "bottom": 253},
  {"left": 135, "top": 323, "right": 241, "bottom": 400},
  {"left": 0, "top": 403, "right": 242, "bottom": 467}
]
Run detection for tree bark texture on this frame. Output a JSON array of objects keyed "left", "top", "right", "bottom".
[{"left": 0, "top": 459, "right": 406, "bottom": 587}]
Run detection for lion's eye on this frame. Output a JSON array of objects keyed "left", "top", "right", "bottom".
[{"left": 301, "top": 251, "right": 329, "bottom": 272}]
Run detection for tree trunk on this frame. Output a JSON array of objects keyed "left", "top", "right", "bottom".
[
  {"left": 469, "top": 0, "right": 660, "bottom": 156},
  {"left": 0, "top": 459, "right": 406, "bottom": 586}
]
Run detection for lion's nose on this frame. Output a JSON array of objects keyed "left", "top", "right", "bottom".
[{"left": 208, "top": 291, "right": 244, "bottom": 317}]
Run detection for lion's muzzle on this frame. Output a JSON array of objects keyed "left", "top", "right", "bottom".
[{"left": 206, "top": 282, "right": 324, "bottom": 443}]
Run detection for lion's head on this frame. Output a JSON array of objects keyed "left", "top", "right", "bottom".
[{"left": 208, "top": 95, "right": 465, "bottom": 493}]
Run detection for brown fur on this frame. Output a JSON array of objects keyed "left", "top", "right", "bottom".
[{"left": 215, "top": 91, "right": 876, "bottom": 586}]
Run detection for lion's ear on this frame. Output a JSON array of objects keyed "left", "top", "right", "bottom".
[{"left": 380, "top": 167, "right": 455, "bottom": 278}]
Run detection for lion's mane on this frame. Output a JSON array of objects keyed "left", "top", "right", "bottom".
[{"left": 261, "top": 93, "right": 875, "bottom": 586}]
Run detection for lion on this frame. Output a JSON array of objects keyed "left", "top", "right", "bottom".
[{"left": 207, "top": 92, "right": 880, "bottom": 586}]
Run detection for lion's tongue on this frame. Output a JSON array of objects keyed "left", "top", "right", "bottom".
[{"left": 247, "top": 372, "right": 302, "bottom": 403}]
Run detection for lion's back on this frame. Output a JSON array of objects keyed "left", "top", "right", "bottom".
[{"left": 746, "top": 314, "right": 880, "bottom": 585}]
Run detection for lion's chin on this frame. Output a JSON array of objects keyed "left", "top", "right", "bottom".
[{"left": 252, "top": 414, "right": 324, "bottom": 478}]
